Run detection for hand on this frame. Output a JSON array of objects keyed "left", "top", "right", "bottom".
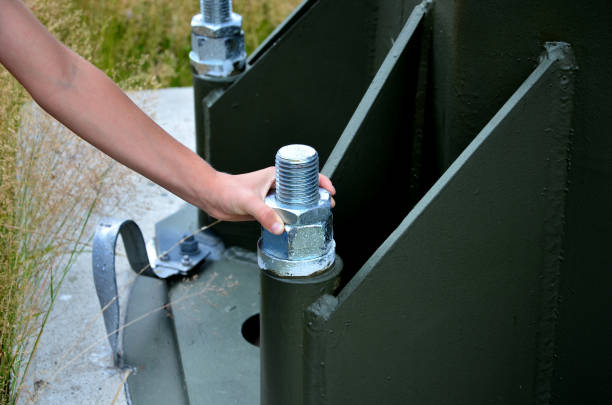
[{"left": 202, "top": 167, "right": 336, "bottom": 235}]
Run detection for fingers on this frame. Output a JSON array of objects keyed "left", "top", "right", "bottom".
[
  {"left": 254, "top": 166, "right": 277, "bottom": 194},
  {"left": 224, "top": 169, "right": 334, "bottom": 235},
  {"left": 263, "top": 169, "right": 334, "bottom": 195},
  {"left": 245, "top": 195, "right": 285, "bottom": 235},
  {"left": 318, "top": 174, "right": 336, "bottom": 195}
]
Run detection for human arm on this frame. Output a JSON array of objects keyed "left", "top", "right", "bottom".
[{"left": 0, "top": 0, "right": 335, "bottom": 234}]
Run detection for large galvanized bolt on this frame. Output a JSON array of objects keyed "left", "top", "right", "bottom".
[
  {"left": 190, "top": 0, "right": 246, "bottom": 78},
  {"left": 257, "top": 145, "right": 336, "bottom": 277},
  {"left": 201, "top": 0, "right": 232, "bottom": 24},
  {"left": 275, "top": 145, "right": 320, "bottom": 206}
]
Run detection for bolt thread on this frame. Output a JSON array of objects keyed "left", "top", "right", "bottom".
[
  {"left": 275, "top": 145, "right": 320, "bottom": 206},
  {"left": 201, "top": 0, "right": 232, "bottom": 24}
]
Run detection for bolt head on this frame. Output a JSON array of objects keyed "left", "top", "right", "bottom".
[
  {"left": 180, "top": 234, "right": 200, "bottom": 255},
  {"left": 181, "top": 255, "right": 191, "bottom": 266}
]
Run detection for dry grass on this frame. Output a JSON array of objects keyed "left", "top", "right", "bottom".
[
  {"left": 1, "top": 0, "right": 300, "bottom": 404},
  {"left": 236, "top": 0, "right": 303, "bottom": 53},
  {"left": 9, "top": 105, "right": 134, "bottom": 405}
]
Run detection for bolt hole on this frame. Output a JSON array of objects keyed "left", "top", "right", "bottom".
[{"left": 241, "top": 313, "right": 260, "bottom": 347}]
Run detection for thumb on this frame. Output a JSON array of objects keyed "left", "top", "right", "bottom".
[{"left": 245, "top": 196, "right": 285, "bottom": 235}]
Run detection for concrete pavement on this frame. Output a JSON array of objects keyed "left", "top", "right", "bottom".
[{"left": 25, "top": 87, "right": 195, "bottom": 405}]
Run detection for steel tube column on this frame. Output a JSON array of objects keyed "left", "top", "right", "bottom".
[
  {"left": 260, "top": 259, "right": 342, "bottom": 405},
  {"left": 193, "top": 76, "right": 236, "bottom": 228}
]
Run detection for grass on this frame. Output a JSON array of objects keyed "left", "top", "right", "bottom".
[{"left": 0, "top": 0, "right": 301, "bottom": 403}]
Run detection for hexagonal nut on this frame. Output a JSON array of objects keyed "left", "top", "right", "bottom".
[
  {"left": 261, "top": 216, "right": 333, "bottom": 260},
  {"left": 260, "top": 189, "right": 334, "bottom": 261},
  {"left": 264, "top": 189, "right": 332, "bottom": 225},
  {"left": 191, "top": 33, "right": 245, "bottom": 62},
  {"left": 286, "top": 220, "right": 334, "bottom": 259},
  {"left": 191, "top": 13, "right": 242, "bottom": 38}
]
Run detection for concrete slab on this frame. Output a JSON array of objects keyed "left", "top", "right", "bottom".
[{"left": 25, "top": 87, "right": 196, "bottom": 404}]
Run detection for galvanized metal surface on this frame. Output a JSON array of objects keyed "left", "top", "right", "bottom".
[
  {"left": 258, "top": 145, "right": 335, "bottom": 277},
  {"left": 190, "top": 0, "right": 246, "bottom": 77},
  {"left": 148, "top": 234, "right": 212, "bottom": 279},
  {"left": 274, "top": 145, "right": 320, "bottom": 206},
  {"left": 153, "top": 203, "right": 225, "bottom": 272},
  {"left": 303, "top": 43, "right": 574, "bottom": 404},
  {"left": 92, "top": 219, "right": 157, "bottom": 366},
  {"left": 92, "top": 210, "right": 222, "bottom": 367},
  {"left": 200, "top": 0, "right": 232, "bottom": 24}
]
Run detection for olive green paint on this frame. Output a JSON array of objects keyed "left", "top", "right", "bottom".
[
  {"left": 124, "top": 206, "right": 261, "bottom": 404},
  {"left": 192, "top": 75, "right": 235, "bottom": 162},
  {"left": 192, "top": 75, "right": 237, "bottom": 229},
  {"left": 323, "top": 1, "right": 434, "bottom": 285},
  {"left": 168, "top": 252, "right": 261, "bottom": 405},
  {"left": 192, "top": 0, "right": 421, "bottom": 248},
  {"left": 260, "top": 259, "right": 342, "bottom": 405},
  {"left": 123, "top": 276, "right": 189, "bottom": 405},
  {"left": 124, "top": 250, "right": 262, "bottom": 404},
  {"left": 427, "top": 3, "right": 612, "bottom": 402},
  {"left": 303, "top": 42, "right": 574, "bottom": 404},
  {"left": 122, "top": 0, "right": 612, "bottom": 403}
]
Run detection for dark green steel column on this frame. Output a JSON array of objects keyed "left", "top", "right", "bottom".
[
  {"left": 260, "top": 258, "right": 342, "bottom": 405},
  {"left": 192, "top": 75, "right": 235, "bottom": 160},
  {"left": 192, "top": 74, "right": 237, "bottom": 227}
]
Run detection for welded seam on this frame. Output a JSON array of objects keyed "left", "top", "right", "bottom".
[
  {"left": 303, "top": 295, "right": 338, "bottom": 405},
  {"left": 323, "top": 0, "right": 431, "bottom": 177},
  {"left": 407, "top": 12, "right": 433, "bottom": 205},
  {"left": 534, "top": 42, "right": 575, "bottom": 405}
]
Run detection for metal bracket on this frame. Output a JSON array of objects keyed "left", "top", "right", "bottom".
[
  {"left": 149, "top": 233, "right": 211, "bottom": 279},
  {"left": 92, "top": 218, "right": 210, "bottom": 366}
]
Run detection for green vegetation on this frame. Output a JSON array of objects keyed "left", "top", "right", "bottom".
[{"left": 0, "top": 0, "right": 300, "bottom": 403}]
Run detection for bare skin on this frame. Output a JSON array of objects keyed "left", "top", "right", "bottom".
[{"left": 0, "top": 0, "right": 336, "bottom": 235}]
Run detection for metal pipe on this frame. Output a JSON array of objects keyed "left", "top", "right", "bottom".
[{"left": 260, "top": 260, "right": 342, "bottom": 405}]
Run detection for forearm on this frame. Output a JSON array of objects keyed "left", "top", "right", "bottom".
[
  {"left": 42, "top": 53, "right": 217, "bottom": 210},
  {"left": 0, "top": 1, "right": 329, "bottom": 234},
  {"left": 0, "top": 0, "right": 216, "bottom": 211}
]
